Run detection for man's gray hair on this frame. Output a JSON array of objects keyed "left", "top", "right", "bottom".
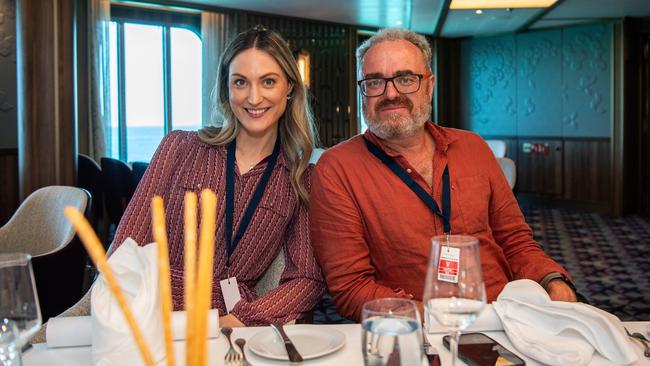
[{"left": 356, "top": 28, "right": 433, "bottom": 74}]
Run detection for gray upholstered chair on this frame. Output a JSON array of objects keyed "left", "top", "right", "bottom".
[
  {"left": 254, "top": 249, "right": 285, "bottom": 297},
  {"left": 0, "top": 185, "right": 90, "bottom": 322},
  {"left": 497, "top": 157, "right": 517, "bottom": 189},
  {"left": 486, "top": 139, "right": 507, "bottom": 158}
]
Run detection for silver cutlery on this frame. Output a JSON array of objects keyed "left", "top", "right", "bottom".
[
  {"left": 221, "top": 326, "right": 242, "bottom": 364},
  {"left": 235, "top": 338, "right": 253, "bottom": 366},
  {"left": 422, "top": 328, "right": 438, "bottom": 365},
  {"left": 625, "top": 327, "right": 650, "bottom": 358},
  {"left": 270, "top": 323, "right": 303, "bottom": 362}
]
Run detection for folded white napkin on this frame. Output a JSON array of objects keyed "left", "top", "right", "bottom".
[
  {"left": 91, "top": 238, "right": 163, "bottom": 366},
  {"left": 425, "top": 304, "right": 502, "bottom": 334},
  {"left": 493, "top": 279, "right": 637, "bottom": 366},
  {"left": 46, "top": 310, "right": 219, "bottom": 348}
]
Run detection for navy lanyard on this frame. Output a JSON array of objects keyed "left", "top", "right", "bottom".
[
  {"left": 363, "top": 136, "right": 451, "bottom": 234},
  {"left": 225, "top": 137, "right": 281, "bottom": 266}
]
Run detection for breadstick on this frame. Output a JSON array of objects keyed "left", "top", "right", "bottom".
[
  {"left": 183, "top": 192, "right": 198, "bottom": 366},
  {"left": 195, "top": 189, "right": 217, "bottom": 366},
  {"left": 151, "top": 196, "right": 175, "bottom": 366},
  {"left": 63, "top": 207, "right": 155, "bottom": 366}
]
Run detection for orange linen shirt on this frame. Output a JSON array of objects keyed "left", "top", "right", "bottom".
[{"left": 310, "top": 122, "right": 570, "bottom": 321}]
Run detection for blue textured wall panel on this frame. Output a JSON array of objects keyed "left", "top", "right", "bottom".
[
  {"left": 516, "top": 29, "right": 563, "bottom": 137},
  {"left": 459, "top": 23, "right": 612, "bottom": 139},
  {"left": 562, "top": 24, "right": 612, "bottom": 138},
  {"left": 460, "top": 35, "right": 516, "bottom": 136}
]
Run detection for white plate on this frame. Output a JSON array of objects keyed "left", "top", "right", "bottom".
[{"left": 247, "top": 325, "right": 346, "bottom": 360}]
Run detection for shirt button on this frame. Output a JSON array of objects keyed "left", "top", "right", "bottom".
[{"left": 406, "top": 168, "right": 412, "bottom": 173}]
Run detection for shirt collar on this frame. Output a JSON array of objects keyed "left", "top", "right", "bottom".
[{"left": 363, "top": 120, "right": 459, "bottom": 157}]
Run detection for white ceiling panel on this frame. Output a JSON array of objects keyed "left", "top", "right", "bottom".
[
  {"left": 185, "top": 0, "right": 440, "bottom": 34},
  {"left": 149, "top": 0, "right": 650, "bottom": 37},
  {"left": 543, "top": 0, "right": 650, "bottom": 19},
  {"left": 441, "top": 8, "right": 542, "bottom": 38}
]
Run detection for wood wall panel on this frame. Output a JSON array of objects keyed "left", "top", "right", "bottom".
[
  {"left": 517, "top": 139, "right": 563, "bottom": 195},
  {"left": 0, "top": 149, "right": 19, "bottom": 226},
  {"left": 563, "top": 140, "right": 611, "bottom": 203},
  {"left": 235, "top": 15, "right": 354, "bottom": 147},
  {"left": 16, "top": 0, "right": 76, "bottom": 199}
]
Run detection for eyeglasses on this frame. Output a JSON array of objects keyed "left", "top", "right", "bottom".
[{"left": 357, "top": 73, "right": 430, "bottom": 97}]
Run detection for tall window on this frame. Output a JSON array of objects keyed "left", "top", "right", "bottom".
[{"left": 109, "top": 5, "right": 202, "bottom": 162}]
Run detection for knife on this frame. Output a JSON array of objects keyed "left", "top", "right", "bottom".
[
  {"left": 271, "top": 323, "right": 304, "bottom": 362},
  {"left": 423, "top": 329, "right": 440, "bottom": 366}
]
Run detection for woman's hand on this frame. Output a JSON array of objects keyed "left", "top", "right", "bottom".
[{"left": 220, "top": 314, "right": 245, "bottom": 327}]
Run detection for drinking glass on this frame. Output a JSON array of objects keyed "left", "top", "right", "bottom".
[
  {"left": 423, "top": 235, "right": 486, "bottom": 366},
  {"left": 361, "top": 298, "right": 422, "bottom": 366},
  {"left": 0, "top": 253, "right": 42, "bottom": 365}
]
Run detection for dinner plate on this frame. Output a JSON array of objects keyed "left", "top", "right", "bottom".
[{"left": 247, "top": 325, "right": 346, "bottom": 360}]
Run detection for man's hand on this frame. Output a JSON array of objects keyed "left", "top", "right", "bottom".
[
  {"left": 220, "top": 314, "right": 245, "bottom": 327},
  {"left": 546, "top": 279, "right": 577, "bottom": 302}
]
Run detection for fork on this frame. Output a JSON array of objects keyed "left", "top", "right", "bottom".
[
  {"left": 221, "top": 326, "right": 242, "bottom": 364},
  {"left": 235, "top": 338, "right": 253, "bottom": 366},
  {"left": 625, "top": 327, "right": 650, "bottom": 358}
]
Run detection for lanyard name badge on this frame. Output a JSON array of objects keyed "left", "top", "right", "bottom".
[
  {"left": 363, "top": 136, "right": 451, "bottom": 233},
  {"left": 363, "top": 137, "right": 458, "bottom": 283},
  {"left": 221, "top": 136, "right": 281, "bottom": 312}
]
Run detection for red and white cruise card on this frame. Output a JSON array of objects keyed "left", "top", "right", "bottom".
[{"left": 438, "top": 246, "right": 460, "bottom": 283}]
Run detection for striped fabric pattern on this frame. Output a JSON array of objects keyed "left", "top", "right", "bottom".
[{"left": 111, "top": 130, "right": 325, "bottom": 325}]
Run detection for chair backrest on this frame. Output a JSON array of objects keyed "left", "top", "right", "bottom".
[
  {"left": 497, "top": 157, "right": 517, "bottom": 189},
  {"left": 100, "top": 157, "right": 134, "bottom": 225},
  {"left": 254, "top": 249, "right": 285, "bottom": 297},
  {"left": 309, "top": 148, "right": 326, "bottom": 164},
  {"left": 486, "top": 140, "right": 507, "bottom": 158},
  {"left": 131, "top": 161, "right": 150, "bottom": 189},
  {"left": 0, "top": 186, "right": 89, "bottom": 256},
  {"left": 78, "top": 154, "right": 103, "bottom": 220}
]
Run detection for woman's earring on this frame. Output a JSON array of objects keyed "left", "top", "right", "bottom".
[{"left": 286, "top": 95, "right": 292, "bottom": 100}]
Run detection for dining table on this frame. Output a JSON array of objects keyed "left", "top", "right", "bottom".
[{"left": 24, "top": 321, "right": 650, "bottom": 366}]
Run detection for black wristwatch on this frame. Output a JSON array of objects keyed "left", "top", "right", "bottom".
[{"left": 540, "top": 272, "right": 577, "bottom": 293}]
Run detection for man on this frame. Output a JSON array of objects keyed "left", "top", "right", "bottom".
[{"left": 310, "top": 28, "right": 576, "bottom": 321}]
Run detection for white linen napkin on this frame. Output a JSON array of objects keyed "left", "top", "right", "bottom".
[
  {"left": 493, "top": 279, "right": 637, "bottom": 366},
  {"left": 46, "top": 310, "right": 219, "bottom": 348},
  {"left": 90, "top": 238, "right": 164, "bottom": 366}
]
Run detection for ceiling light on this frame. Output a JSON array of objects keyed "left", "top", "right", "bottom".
[
  {"left": 475, "top": 9, "right": 483, "bottom": 14},
  {"left": 450, "top": 0, "right": 557, "bottom": 9}
]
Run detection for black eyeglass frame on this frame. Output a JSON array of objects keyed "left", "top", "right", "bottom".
[{"left": 357, "top": 73, "right": 432, "bottom": 97}]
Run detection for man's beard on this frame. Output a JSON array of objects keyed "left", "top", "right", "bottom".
[{"left": 362, "top": 95, "right": 431, "bottom": 140}]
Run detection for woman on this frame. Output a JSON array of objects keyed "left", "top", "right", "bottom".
[{"left": 110, "top": 26, "right": 325, "bottom": 327}]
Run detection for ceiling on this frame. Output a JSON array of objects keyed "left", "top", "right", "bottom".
[{"left": 168, "top": 0, "right": 650, "bottom": 38}]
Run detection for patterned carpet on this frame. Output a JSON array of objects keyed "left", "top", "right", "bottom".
[
  {"left": 314, "top": 208, "right": 650, "bottom": 323},
  {"left": 523, "top": 208, "right": 650, "bottom": 321}
]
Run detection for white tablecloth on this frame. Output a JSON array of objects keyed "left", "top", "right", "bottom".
[{"left": 24, "top": 322, "right": 650, "bottom": 365}]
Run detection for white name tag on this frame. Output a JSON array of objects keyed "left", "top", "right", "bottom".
[
  {"left": 438, "top": 246, "right": 460, "bottom": 283},
  {"left": 220, "top": 277, "right": 242, "bottom": 313}
]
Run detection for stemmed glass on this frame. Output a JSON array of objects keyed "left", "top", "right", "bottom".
[
  {"left": 0, "top": 253, "right": 42, "bottom": 365},
  {"left": 361, "top": 298, "right": 423, "bottom": 366},
  {"left": 423, "top": 235, "right": 486, "bottom": 366}
]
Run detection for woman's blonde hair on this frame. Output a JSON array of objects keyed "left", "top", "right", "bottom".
[{"left": 199, "top": 26, "right": 318, "bottom": 205}]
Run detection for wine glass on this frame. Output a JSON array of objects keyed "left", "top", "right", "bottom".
[
  {"left": 361, "top": 298, "right": 423, "bottom": 366},
  {"left": 0, "top": 253, "right": 42, "bottom": 365},
  {"left": 423, "top": 235, "right": 486, "bottom": 366}
]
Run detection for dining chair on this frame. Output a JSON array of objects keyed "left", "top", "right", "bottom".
[
  {"left": 0, "top": 186, "right": 90, "bottom": 322},
  {"left": 131, "top": 161, "right": 149, "bottom": 189},
  {"left": 78, "top": 154, "right": 103, "bottom": 231},
  {"left": 100, "top": 157, "right": 134, "bottom": 238},
  {"left": 486, "top": 140, "right": 507, "bottom": 158},
  {"left": 497, "top": 157, "right": 517, "bottom": 190}
]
